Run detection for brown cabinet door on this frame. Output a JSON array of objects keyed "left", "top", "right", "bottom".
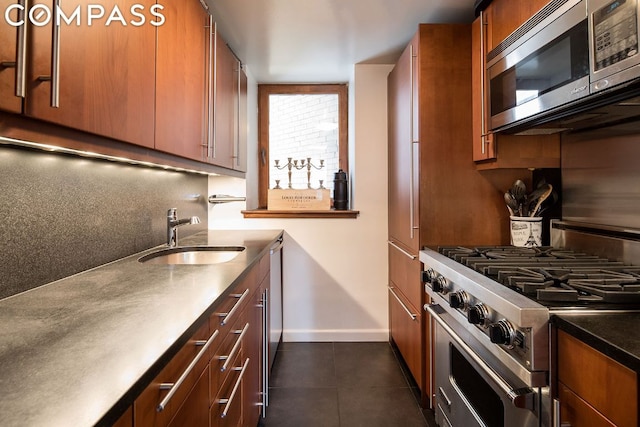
[
  {"left": 207, "top": 31, "right": 236, "bottom": 169},
  {"left": 25, "top": 0, "right": 156, "bottom": 148},
  {"left": 557, "top": 330, "right": 638, "bottom": 427},
  {"left": 167, "top": 366, "right": 210, "bottom": 427},
  {"left": 389, "top": 286, "right": 422, "bottom": 387},
  {"left": 155, "top": 0, "right": 209, "bottom": 161},
  {"left": 388, "top": 34, "right": 419, "bottom": 252},
  {"left": 0, "top": 1, "right": 22, "bottom": 114},
  {"left": 486, "top": 0, "right": 553, "bottom": 51}
]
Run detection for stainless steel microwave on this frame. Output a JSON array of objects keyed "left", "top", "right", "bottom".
[{"left": 487, "top": 0, "right": 640, "bottom": 131}]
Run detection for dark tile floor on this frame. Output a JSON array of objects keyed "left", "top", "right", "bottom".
[{"left": 260, "top": 342, "right": 437, "bottom": 427}]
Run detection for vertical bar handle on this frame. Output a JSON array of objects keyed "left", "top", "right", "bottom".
[
  {"left": 50, "top": 0, "right": 61, "bottom": 107},
  {"left": 212, "top": 21, "right": 218, "bottom": 158},
  {"left": 15, "top": 0, "right": 29, "bottom": 97},
  {"left": 409, "top": 43, "right": 419, "bottom": 239},
  {"left": 479, "top": 10, "right": 487, "bottom": 154}
]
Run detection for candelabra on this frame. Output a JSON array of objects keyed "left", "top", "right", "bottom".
[{"left": 274, "top": 157, "right": 325, "bottom": 189}]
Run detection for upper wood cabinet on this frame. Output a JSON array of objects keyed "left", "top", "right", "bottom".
[
  {"left": 472, "top": 0, "right": 561, "bottom": 169},
  {"left": 206, "top": 30, "right": 237, "bottom": 170},
  {"left": 484, "top": 0, "right": 552, "bottom": 52},
  {"left": 155, "top": 0, "right": 210, "bottom": 160},
  {"left": 23, "top": 0, "right": 156, "bottom": 148},
  {"left": 0, "top": 0, "right": 22, "bottom": 114}
]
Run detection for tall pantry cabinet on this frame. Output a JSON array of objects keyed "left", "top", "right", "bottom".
[{"left": 387, "top": 24, "right": 521, "bottom": 408}]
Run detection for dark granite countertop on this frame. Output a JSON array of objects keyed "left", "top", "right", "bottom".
[
  {"left": 551, "top": 312, "right": 640, "bottom": 373},
  {"left": 0, "top": 229, "right": 283, "bottom": 427}
]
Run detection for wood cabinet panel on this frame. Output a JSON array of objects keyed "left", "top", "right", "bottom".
[
  {"left": 167, "top": 365, "right": 210, "bottom": 427},
  {"left": 485, "top": 0, "right": 551, "bottom": 52},
  {"left": 25, "top": 0, "right": 155, "bottom": 148},
  {"left": 387, "top": 33, "right": 420, "bottom": 253},
  {"left": 243, "top": 278, "right": 267, "bottom": 427},
  {"left": 389, "top": 242, "right": 421, "bottom": 310},
  {"left": 389, "top": 287, "right": 422, "bottom": 386},
  {"left": 208, "top": 31, "right": 237, "bottom": 169},
  {"left": 558, "top": 382, "right": 616, "bottom": 427},
  {"left": 155, "top": 0, "right": 209, "bottom": 160},
  {"left": 557, "top": 330, "right": 638, "bottom": 427},
  {"left": 0, "top": 1, "right": 22, "bottom": 113}
]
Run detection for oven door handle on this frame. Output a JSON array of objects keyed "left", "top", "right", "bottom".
[{"left": 425, "top": 304, "right": 536, "bottom": 411}]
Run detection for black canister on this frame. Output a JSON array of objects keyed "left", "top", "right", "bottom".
[{"left": 333, "top": 169, "right": 348, "bottom": 210}]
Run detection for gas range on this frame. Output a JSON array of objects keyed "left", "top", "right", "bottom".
[
  {"left": 438, "top": 245, "right": 640, "bottom": 308},
  {"left": 421, "top": 221, "right": 640, "bottom": 427}
]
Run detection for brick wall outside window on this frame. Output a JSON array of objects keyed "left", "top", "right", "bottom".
[{"left": 269, "top": 94, "right": 339, "bottom": 191}]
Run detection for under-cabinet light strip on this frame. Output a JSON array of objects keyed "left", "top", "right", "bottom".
[{"left": 0, "top": 136, "right": 217, "bottom": 176}]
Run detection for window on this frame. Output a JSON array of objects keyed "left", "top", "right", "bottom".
[{"left": 256, "top": 84, "right": 348, "bottom": 210}]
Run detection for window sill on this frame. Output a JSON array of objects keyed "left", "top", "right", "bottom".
[{"left": 241, "top": 209, "right": 360, "bottom": 219}]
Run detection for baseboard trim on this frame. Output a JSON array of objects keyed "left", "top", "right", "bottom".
[{"left": 283, "top": 329, "right": 389, "bottom": 342}]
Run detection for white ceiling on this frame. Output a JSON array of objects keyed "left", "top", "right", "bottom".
[{"left": 204, "top": 0, "right": 477, "bottom": 83}]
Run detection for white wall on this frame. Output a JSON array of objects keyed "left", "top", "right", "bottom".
[{"left": 208, "top": 63, "right": 394, "bottom": 342}]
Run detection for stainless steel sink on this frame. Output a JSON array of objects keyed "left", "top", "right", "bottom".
[{"left": 138, "top": 246, "right": 246, "bottom": 265}]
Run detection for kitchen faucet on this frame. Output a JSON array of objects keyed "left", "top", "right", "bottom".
[{"left": 167, "top": 208, "right": 200, "bottom": 247}]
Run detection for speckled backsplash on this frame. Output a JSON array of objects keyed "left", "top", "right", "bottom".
[{"left": 0, "top": 146, "right": 208, "bottom": 299}]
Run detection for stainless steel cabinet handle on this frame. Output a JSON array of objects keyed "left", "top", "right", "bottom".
[
  {"left": 218, "top": 357, "right": 250, "bottom": 418},
  {"left": 207, "top": 17, "right": 214, "bottom": 158},
  {"left": 479, "top": 10, "right": 487, "bottom": 154},
  {"left": 156, "top": 329, "right": 220, "bottom": 412},
  {"left": 426, "top": 304, "right": 536, "bottom": 411},
  {"left": 389, "top": 287, "right": 418, "bottom": 320},
  {"left": 15, "top": 0, "right": 28, "bottom": 98},
  {"left": 388, "top": 241, "right": 416, "bottom": 260},
  {"left": 261, "top": 289, "right": 269, "bottom": 412},
  {"left": 219, "top": 322, "right": 249, "bottom": 372},
  {"left": 409, "top": 44, "right": 417, "bottom": 239},
  {"left": 217, "top": 288, "right": 250, "bottom": 326},
  {"left": 553, "top": 398, "right": 572, "bottom": 427},
  {"left": 50, "top": 0, "right": 61, "bottom": 107},
  {"left": 211, "top": 21, "right": 218, "bottom": 158}
]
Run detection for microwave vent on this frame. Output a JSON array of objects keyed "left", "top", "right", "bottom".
[{"left": 487, "top": 0, "right": 570, "bottom": 62}]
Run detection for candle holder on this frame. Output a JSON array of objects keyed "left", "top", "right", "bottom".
[{"left": 273, "top": 157, "right": 324, "bottom": 189}]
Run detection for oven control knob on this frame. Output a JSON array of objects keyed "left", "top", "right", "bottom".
[
  {"left": 422, "top": 268, "right": 437, "bottom": 284},
  {"left": 467, "top": 304, "right": 488, "bottom": 326},
  {"left": 488, "top": 320, "right": 516, "bottom": 347},
  {"left": 432, "top": 276, "right": 448, "bottom": 294},
  {"left": 449, "top": 291, "right": 469, "bottom": 310}
]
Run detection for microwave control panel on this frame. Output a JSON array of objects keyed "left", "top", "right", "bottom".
[{"left": 593, "top": 0, "right": 639, "bottom": 70}]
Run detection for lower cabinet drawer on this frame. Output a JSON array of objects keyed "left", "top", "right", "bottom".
[
  {"left": 167, "top": 365, "right": 210, "bottom": 427},
  {"left": 558, "top": 382, "right": 615, "bottom": 427},
  {"left": 557, "top": 330, "right": 638, "bottom": 427},
  {"left": 389, "top": 287, "right": 422, "bottom": 386},
  {"left": 211, "top": 351, "right": 248, "bottom": 427},
  {"left": 211, "top": 320, "right": 250, "bottom": 397},
  {"left": 134, "top": 321, "right": 211, "bottom": 427}
]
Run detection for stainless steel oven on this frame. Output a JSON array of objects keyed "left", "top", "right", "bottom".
[
  {"left": 427, "top": 305, "right": 541, "bottom": 427},
  {"left": 421, "top": 221, "right": 640, "bottom": 427}
]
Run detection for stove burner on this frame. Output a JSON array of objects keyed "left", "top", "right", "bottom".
[{"left": 438, "top": 246, "right": 640, "bottom": 305}]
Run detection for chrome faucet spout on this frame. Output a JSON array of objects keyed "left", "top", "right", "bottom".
[{"left": 167, "top": 208, "right": 201, "bottom": 247}]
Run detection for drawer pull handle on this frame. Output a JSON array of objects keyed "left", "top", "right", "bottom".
[
  {"left": 217, "top": 288, "right": 250, "bottom": 326},
  {"left": 389, "top": 287, "right": 418, "bottom": 320},
  {"left": 388, "top": 241, "right": 416, "bottom": 260},
  {"left": 219, "top": 323, "right": 249, "bottom": 372},
  {"left": 218, "top": 357, "right": 250, "bottom": 418},
  {"left": 156, "top": 329, "right": 219, "bottom": 412}
]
